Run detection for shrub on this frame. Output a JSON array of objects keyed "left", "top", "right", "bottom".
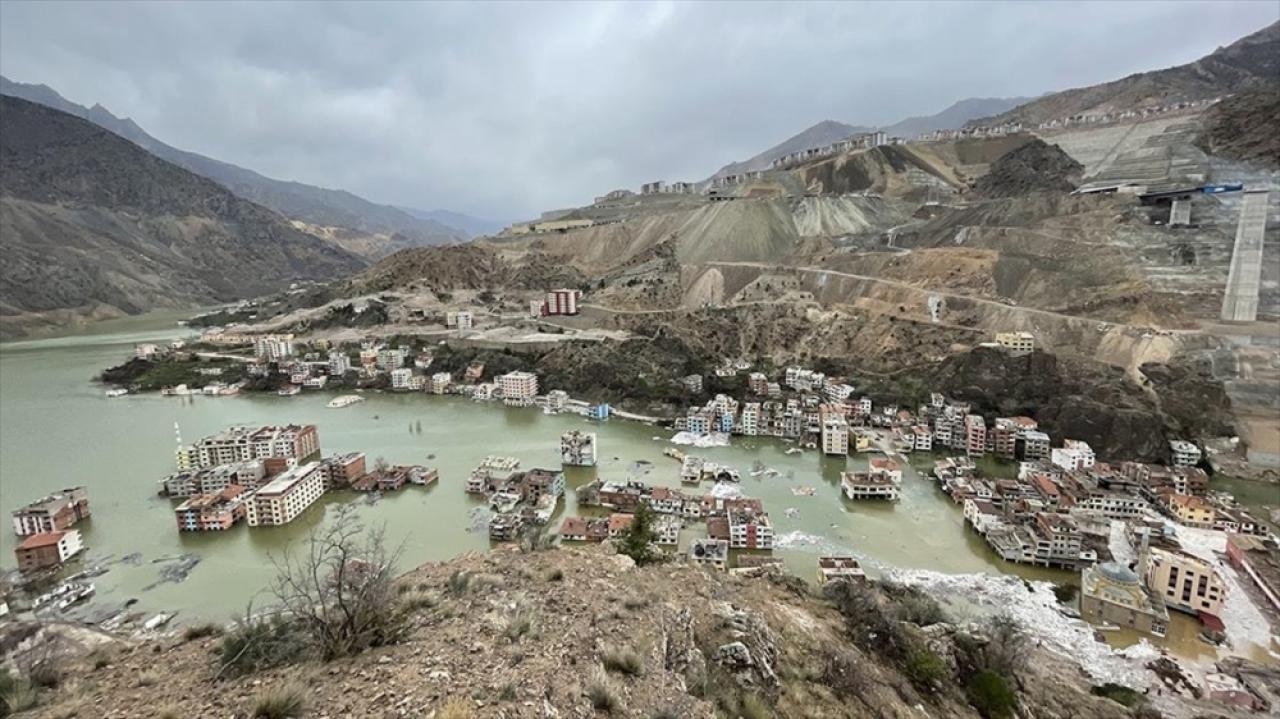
[
  {"left": 219, "top": 614, "right": 310, "bottom": 677},
  {"left": 1091, "top": 683, "right": 1145, "bottom": 708},
  {"left": 586, "top": 669, "right": 619, "bottom": 713},
  {"left": 601, "top": 645, "right": 643, "bottom": 676},
  {"left": 903, "top": 648, "right": 947, "bottom": 690},
  {"left": 27, "top": 660, "right": 62, "bottom": 690},
  {"left": 0, "top": 674, "right": 39, "bottom": 716},
  {"left": 617, "top": 503, "right": 658, "bottom": 566},
  {"left": 447, "top": 569, "right": 472, "bottom": 595},
  {"left": 502, "top": 606, "right": 535, "bottom": 643},
  {"left": 252, "top": 681, "right": 307, "bottom": 719},
  {"left": 1052, "top": 582, "right": 1079, "bottom": 604},
  {"left": 740, "top": 693, "right": 772, "bottom": 719},
  {"left": 183, "top": 622, "right": 225, "bottom": 641},
  {"left": 823, "top": 649, "right": 873, "bottom": 697},
  {"left": 270, "top": 506, "right": 410, "bottom": 659},
  {"left": 544, "top": 568, "right": 564, "bottom": 582},
  {"left": 400, "top": 590, "right": 439, "bottom": 612},
  {"left": 437, "top": 698, "right": 475, "bottom": 719},
  {"left": 967, "top": 670, "right": 1017, "bottom": 718},
  {"left": 621, "top": 595, "right": 648, "bottom": 610}
]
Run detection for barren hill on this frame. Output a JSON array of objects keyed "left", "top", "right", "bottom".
[
  {"left": 0, "top": 95, "right": 365, "bottom": 337},
  {"left": 0, "top": 76, "right": 467, "bottom": 251},
  {"left": 972, "top": 20, "right": 1280, "bottom": 127},
  {"left": 7, "top": 546, "right": 1159, "bottom": 719}
]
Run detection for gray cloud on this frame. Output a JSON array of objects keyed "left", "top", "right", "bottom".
[{"left": 1, "top": 1, "right": 1274, "bottom": 220}]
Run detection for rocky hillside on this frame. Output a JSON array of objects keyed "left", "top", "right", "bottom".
[
  {"left": 973, "top": 20, "right": 1280, "bottom": 127},
  {"left": 711, "top": 120, "right": 869, "bottom": 179},
  {"left": 7, "top": 546, "right": 1155, "bottom": 719},
  {"left": 0, "top": 76, "right": 466, "bottom": 249},
  {"left": 1195, "top": 87, "right": 1280, "bottom": 169},
  {"left": 0, "top": 95, "right": 364, "bottom": 336},
  {"left": 972, "top": 138, "right": 1083, "bottom": 198}
]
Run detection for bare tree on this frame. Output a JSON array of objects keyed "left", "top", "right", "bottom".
[{"left": 270, "top": 505, "right": 407, "bottom": 659}]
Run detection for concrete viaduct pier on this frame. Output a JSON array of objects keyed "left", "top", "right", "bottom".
[{"left": 1221, "top": 190, "right": 1269, "bottom": 323}]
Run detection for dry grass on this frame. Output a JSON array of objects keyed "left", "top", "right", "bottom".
[
  {"left": 437, "top": 697, "right": 476, "bottom": 719},
  {"left": 251, "top": 681, "right": 307, "bottom": 718},
  {"left": 601, "top": 644, "right": 644, "bottom": 676}
]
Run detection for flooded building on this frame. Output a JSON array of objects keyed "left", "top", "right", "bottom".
[
  {"left": 560, "top": 430, "right": 598, "bottom": 466},
  {"left": 1081, "top": 562, "right": 1168, "bottom": 637},
  {"left": 11, "top": 487, "right": 91, "bottom": 536}
]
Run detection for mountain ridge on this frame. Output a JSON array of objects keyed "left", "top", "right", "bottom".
[
  {"left": 0, "top": 95, "right": 365, "bottom": 337},
  {"left": 0, "top": 75, "right": 467, "bottom": 248},
  {"left": 967, "top": 20, "right": 1280, "bottom": 127}
]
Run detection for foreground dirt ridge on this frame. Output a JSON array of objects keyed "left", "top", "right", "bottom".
[{"left": 4, "top": 546, "right": 1207, "bottom": 719}]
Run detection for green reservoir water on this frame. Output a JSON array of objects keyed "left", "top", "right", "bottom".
[{"left": 0, "top": 312, "right": 1063, "bottom": 622}]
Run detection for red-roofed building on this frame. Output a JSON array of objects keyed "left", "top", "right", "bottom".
[{"left": 15, "top": 530, "right": 84, "bottom": 571}]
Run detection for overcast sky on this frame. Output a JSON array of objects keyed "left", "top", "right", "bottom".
[{"left": 0, "top": 1, "right": 1275, "bottom": 220}]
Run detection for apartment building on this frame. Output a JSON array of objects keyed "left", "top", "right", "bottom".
[
  {"left": 377, "top": 346, "right": 407, "bottom": 371},
  {"left": 498, "top": 371, "right": 539, "bottom": 407},
  {"left": 964, "top": 415, "right": 987, "bottom": 457},
  {"left": 390, "top": 368, "right": 416, "bottom": 390},
  {"left": 994, "top": 331, "right": 1035, "bottom": 356},
  {"left": 1021, "top": 430, "right": 1051, "bottom": 461},
  {"left": 327, "top": 351, "right": 352, "bottom": 376},
  {"left": 747, "top": 372, "right": 769, "bottom": 395},
  {"left": 912, "top": 425, "right": 933, "bottom": 451},
  {"left": 12, "top": 487, "right": 91, "bottom": 536},
  {"left": 560, "top": 431, "right": 598, "bottom": 466},
  {"left": 1166, "top": 494, "right": 1216, "bottom": 528},
  {"left": 184, "top": 425, "right": 321, "bottom": 469},
  {"left": 320, "top": 453, "right": 367, "bottom": 490},
  {"left": 159, "top": 459, "right": 267, "bottom": 497},
  {"left": 1143, "top": 547, "right": 1227, "bottom": 617},
  {"left": 254, "top": 335, "right": 294, "bottom": 362},
  {"left": 544, "top": 288, "right": 581, "bottom": 315},
  {"left": 1169, "top": 440, "right": 1202, "bottom": 468},
  {"left": 445, "top": 310, "right": 474, "bottom": 330},
  {"left": 174, "top": 486, "right": 248, "bottom": 531},
  {"left": 430, "top": 372, "right": 452, "bottom": 394},
  {"left": 727, "top": 508, "right": 774, "bottom": 549},
  {"left": 841, "top": 470, "right": 901, "bottom": 501},
  {"left": 820, "top": 406, "right": 849, "bottom": 456},
  {"left": 244, "top": 462, "right": 326, "bottom": 527},
  {"left": 14, "top": 529, "right": 84, "bottom": 571}
]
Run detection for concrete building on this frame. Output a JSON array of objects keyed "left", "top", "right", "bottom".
[
  {"left": 1166, "top": 494, "right": 1216, "bottom": 528},
  {"left": 544, "top": 289, "right": 581, "bottom": 316},
  {"left": 1051, "top": 440, "right": 1095, "bottom": 471},
  {"left": 430, "top": 372, "right": 452, "bottom": 394},
  {"left": 327, "top": 351, "right": 352, "bottom": 376},
  {"left": 174, "top": 486, "right": 248, "bottom": 531},
  {"left": 245, "top": 462, "right": 325, "bottom": 527},
  {"left": 498, "top": 371, "right": 539, "bottom": 406},
  {"left": 689, "top": 538, "right": 729, "bottom": 571},
  {"left": 14, "top": 529, "right": 84, "bottom": 572},
  {"left": 560, "top": 431, "right": 598, "bottom": 466},
  {"left": 994, "top": 331, "right": 1035, "bottom": 356},
  {"left": 446, "top": 310, "right": 474, "bottom": 330},
  {"left": 320, "top": 453, "right": 367, "bottom": 490},
  {"left": 1143, "top": 546, "right": 1227, "bottom": 617},
  {"left": 254, "top": 335, "right": 295, "bottom": 362},
  {"left": 159, "top": 459, "right": 266, "bottom": 497},
  {"left": 820, "top": 407, "right": 849, "bottom": 456},
  {"left": 1080, "top": 562, "right": 1168, "bottom": 637},
  {"left": 727, "top": 508, "right": 774, "bottom": 549},
  {"left": 182, "top": 424, "right": 321, "bottom": 469},
  {"left": 1021, "top": 430, "right": 1051, "bottom": 461},
  {"left": 377, "top": 347, "right": 408, "bottom": 371},
  {"left": 964, "top": 415, "right": 986, "bottom": 458},
  {"left": 1226, "top": 534, "right": 1280, "bottom": 613},
  {"left": 12, "top": 487, "right": 91, "bottom": 536},
  {"left": 1169, "top": 440, "right": 1201, "bottom": 468},
  {"left": 841, "top": 470, "right": 901, "bottom": 501},
  {"left": 817, "top": 556, "right": 867, "bottom": 584}
]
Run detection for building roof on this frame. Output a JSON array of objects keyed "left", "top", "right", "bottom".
[
  {"left": 17, "top": 531, "right": 69, "bottom": 550},
  {"left": 1097, "top": 561, "right": 1139, "bottom": 584}
]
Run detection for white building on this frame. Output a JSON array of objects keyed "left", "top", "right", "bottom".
[
  {"left": 1169, "top": 440, "right": 1201, "bottom": 468},
  {"left": 544, "top": 288, "right": 581, "bottom": 315},
  {"left": 820, "top": 409, "right": 849, "bottom": 456},
  {"left": 430, "top": 372, "right": 452, "bottom": 394},
  {"left": 1022, "top": 430, "right": 1051, "bottom": 460},
  {"left": 244, "top": 462, "right": 325, "bottom": 527},
  {"left": 377, "top": 347, "right": 407, "bottom": 371},
  {"left": 1051, "top": 440, "right": 1096, "bottom": 471},
  {"left": 995, "top": 331, "right": 1035, "bottom": 355},
  {"left": 560, "top": 431, "right": 598, "bottom": 466},
  {"left": 739, "top": 403, "right": 761, "bottom": 436},
  {"left": 135, "top": 343, "right": 160, "bottom": 360},
  {"left": 912, "top": 425, "right": 933, "bottom": 451},
  {"left": 446, "top": 310, "right": 474, "bottom": 330},
  {"left": 688, "top": 538, "right": 729, "bottom": 571},
  {"left": 327, "top": 351, "right": 351, "bottom": 376},
  {"left": 498, "top": 371, "right": 539, "bottom": 406},
  {"left": 254, "top": 335, "right": 295, "bottom": 362},
  {"left": 390, "top": 368, "right": 416, "bottom": 390}
]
